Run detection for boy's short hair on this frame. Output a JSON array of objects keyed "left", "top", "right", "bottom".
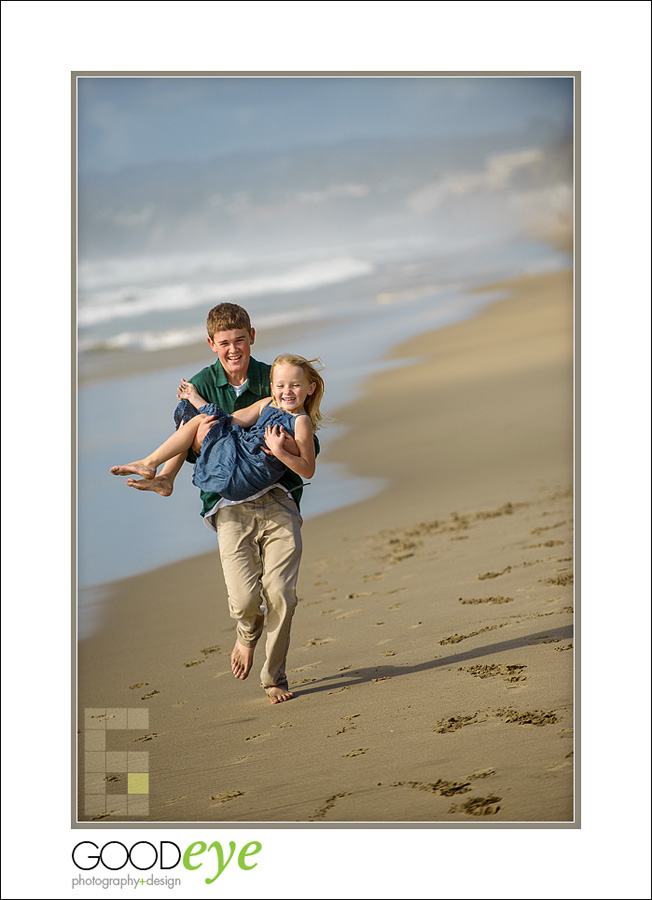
[{"left": 206, "top": 303, "right": 252, "bottom": 337}]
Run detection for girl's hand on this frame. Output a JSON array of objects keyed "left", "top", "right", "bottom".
[
  {"left": 177, "top": 379, "right": 205, "bottom": 409},
  {"left": 263, "top": 424, "right": 288, "bottom": 457}
]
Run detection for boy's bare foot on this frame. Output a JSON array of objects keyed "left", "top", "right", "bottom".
[
  {"left": 125, "top": 475, "right": 174, "bottom": 497},
  {"left": 110, "top": 461, "right": 156, "bottom": 479},
  {"left": 266, "top": 686, "right": 295, "bottom": 704},
  {"left": 231, "top": 641, "right": 254, "bottom": 680}
]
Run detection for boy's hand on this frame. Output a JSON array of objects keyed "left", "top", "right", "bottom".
[
  {"left": 177, "top": 379, "right": 205, "bottom": 409},
  {"left": 193, "top": 415, "right": 217, "bottom": 452}
]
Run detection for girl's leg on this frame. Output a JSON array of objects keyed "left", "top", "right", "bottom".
[{"left": 110, "top": 415, "right": 208, "bottom": 479}]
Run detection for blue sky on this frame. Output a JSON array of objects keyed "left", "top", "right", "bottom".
[{"left": 77, "top": 75, "right": 574, "bottom": 175}]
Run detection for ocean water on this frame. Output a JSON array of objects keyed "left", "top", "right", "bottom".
[{"left": 77, "top": 232, "right": 570, "bottom": 634}]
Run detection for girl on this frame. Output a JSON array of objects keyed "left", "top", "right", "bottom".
[{"left": 111, "top": 355, "right": 324, "bottom": 503}]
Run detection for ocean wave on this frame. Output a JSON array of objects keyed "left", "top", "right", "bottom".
[
  {"left": 78, "top": 256, "right": 374, "bottom": 328},
  {"left": 79, "top": 305, "right": 330, "bottom": 353}
]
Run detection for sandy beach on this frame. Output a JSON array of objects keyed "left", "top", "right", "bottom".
[{"left": 78, "top": 267, "right": 574, "bottom": 824}]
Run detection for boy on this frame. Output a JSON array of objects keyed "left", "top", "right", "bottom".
[{"left": 127, "top": 303, "right": 319, "bottom": 704}]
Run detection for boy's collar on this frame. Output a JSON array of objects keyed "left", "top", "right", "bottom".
[{"left": 214, "top": 355, "right": 267, "bottom": 393}]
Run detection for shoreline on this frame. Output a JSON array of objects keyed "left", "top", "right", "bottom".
[{"left": 78, "top": 268, "right": 574, "bottom": 823}]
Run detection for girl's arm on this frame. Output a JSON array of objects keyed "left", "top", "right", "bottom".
[
  {"left": 264, "top": 415, "right": 316, "bottom": 479},
  {"left": 230, "top": 397, "right": 271, "bottom": 429}
]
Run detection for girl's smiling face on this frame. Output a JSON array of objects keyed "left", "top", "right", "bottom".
[{"left": 271, "top": 363, "right": 316, "bottom": 414}]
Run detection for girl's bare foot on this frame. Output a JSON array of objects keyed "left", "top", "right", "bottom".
[
  {"left": 110, "top": 461, "right": 156, "bottom": 479},
  {"left": 125, "top": 475, "right": 174, "bottom": 497},
  {"left": 266, "top": 686, "right": 295, "bottom": 704},
  {"left": 231, "top": 641, "right": 255, "bottom": 680}
]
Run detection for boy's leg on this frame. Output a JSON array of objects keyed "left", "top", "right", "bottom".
[
  {"left": 215, "top": 506, "right": 267, "bottom": 680},
  {"left": 256, "top": 488, "right": 302, "bottom": 702}
]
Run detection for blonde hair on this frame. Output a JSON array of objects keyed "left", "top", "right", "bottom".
[{"left": 271, "top": 354, "right": 325, "bottom": 432}]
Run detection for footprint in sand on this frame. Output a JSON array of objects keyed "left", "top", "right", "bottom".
[
  {"left": 452, "top": 796, "right": 502, "bottom": 816},
  {"left": 172, "top": 700, "right": 188, "bottom": 707},
  {"left": 134, "top": 732, "right": 162, "bottom": 742},
  {"left": 310, "top": 792, "right": 351, "bottom": 821},
  {"left": 201, "top": 645, "right": 221, "bottom": 655},
  {"left": 440, "top": 625, "right": 499, "bottom": 645},
  {"left": 128, "top": 682, "right": 149, "bottom": 690},
  {"left": 304, "top": 637, "right": 332, "bottom": 647},
  {"left": 209, "top": 791, "right": 244, "bottom": 804},
  {"left": 165, "top": 795, "right": 187, "bottom": 804},
  {"left": 331, "top": 714, "right": 360, "bottom": 737},
  {"left": 343, "top": 748, "right": 369, "bottom": 758},
  {"left": 459, "top": 664, "right": 527, "bottom": 683},
  {"left": 434, "top": 713, "right": 483, "bottom": 734},
  {"left": 494, "top": 708, "right": 560, "bottom": 726},
  {"left": 477, "top": 566, "right": 513, "bottom": 580},
  {"left": 459, "top": 596, "right": 513, "bottom": 605},
  {"left": 141, "top": 689, "right": 160, "bottom": 700},
  {"left": 244, "top": 733, "right": 271, "bottom": 743},
  {"left": 544, "top": 572, "right": 574, "bottom": 586},
  {"left": 530, "top": 520, "right": 567, "bottom": 535},
  {"left": 183, "top": 659, "right": 205, "bottom": 667},
  {"left": 291, "top": 663, "right": 321, "bottom": 673},
  {"left": 390, "top": 779, "right": 472, "bottom": 798}
]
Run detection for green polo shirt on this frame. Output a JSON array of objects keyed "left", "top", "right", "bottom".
[{"left": 184, "top": 355, "right": 318, "bottom": 515}]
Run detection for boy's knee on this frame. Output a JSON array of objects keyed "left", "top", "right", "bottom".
[
  {"left": 261, "top": 577, "right": 298, "bottom": 613},
  {"left": 227, "top": 587, "right": 264, "bottom": 619}
]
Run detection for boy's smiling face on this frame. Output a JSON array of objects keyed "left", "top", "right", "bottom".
[{"left": 207, "top": 327, "right": 255, "bottom": 385}]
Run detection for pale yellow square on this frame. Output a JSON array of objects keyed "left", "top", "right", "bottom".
[
  {"left": 128, "top": 772, "right": 149, "bottom": 794},
  {"left": 105, "top": 751, "right": 128, "bottom": 772},
  {"left": 85, "top": 731, "right": 106, "bottom": 752},
  {"left": 128, "top": 752, "right": 149, "bottom": 771},
  {"left": 85, "top": 751, "right": 106, "bottom": 773},
  {"left": 106, "top": 708, "right": 128, "bottom": 729}
]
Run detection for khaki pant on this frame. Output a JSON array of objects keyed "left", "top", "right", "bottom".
[{"left": 215, "top": 487, "right": 302, "bottom": 690}]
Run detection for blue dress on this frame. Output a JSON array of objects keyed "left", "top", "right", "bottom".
[{"left": 180, "top": 401, "right": 305, "bottom": 502}]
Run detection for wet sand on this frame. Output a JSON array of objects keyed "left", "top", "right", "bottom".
[{"left": 78, "top": 268, "right": 575, "bottom": 823}]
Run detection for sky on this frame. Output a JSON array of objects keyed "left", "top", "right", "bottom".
[{"left": 77, "top": 75, "right": 574, "bottom": 174}]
